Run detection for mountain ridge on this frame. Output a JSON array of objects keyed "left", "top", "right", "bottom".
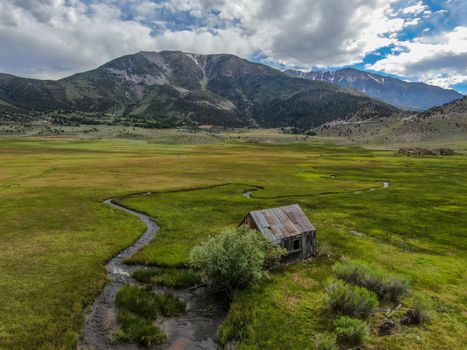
[
  {"left": 284, "top": 67, "right": 463, "bottom": 111},
  {"left": 0, "top": 51, "right": 397, "bottom": 129}
]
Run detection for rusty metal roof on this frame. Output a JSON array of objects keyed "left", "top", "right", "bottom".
[{"left": 248, "top": 204, "right": 315, "bottom": 243}]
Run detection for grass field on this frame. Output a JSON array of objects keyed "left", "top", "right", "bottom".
[{"left": 0, "top": 136, "right": 466, "bottom": 349}]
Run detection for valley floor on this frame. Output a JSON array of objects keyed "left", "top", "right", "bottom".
[{"left": 0, "top": 136, "right": 466, "bottom": 349}]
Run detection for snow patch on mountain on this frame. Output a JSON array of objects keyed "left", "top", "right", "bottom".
[{"left": 185, "top": 53, "right": 208, "bottom": 90}]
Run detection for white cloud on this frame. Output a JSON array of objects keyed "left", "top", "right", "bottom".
[
  {"left": 0, "top": 1, "right": 156, "bottom": 79},
  {"left": 425, "top": 74, "right": 467, "bottom": 89},
  {"left": 153, "top": 28, "right": 253, "bottom": 56},
  {"left": 366, "top": 26, "right": 467, "bottom": 88},
  {"left": 400, "top": 1, "right": 428, "bottom": 15},
  {"left": 0, "top": 0, "right": 465, "bottom": 92},
  {"left": 0, "top": 0, "right": 410, "bottom": 78},
  {"left": 156, "top": 0, "right": 405, "bottom": 67},
  {"left": 404, "top": 18, "right": 421, "bottom": 26}
]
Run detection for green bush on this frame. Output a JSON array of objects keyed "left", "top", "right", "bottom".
[
  {"left": 314, "top": 332, "right": 337, "bottom": 350},
  {"left": 332, "top": 259, "right": 409, "bottom": 302},
  {"left": 325, "top": 280, "right": 378, "bottom": 319},
  {"left": 333, "top": 258, "right": 372, "bottom": 287},
  {"left": 381, "top": 274, "right": 410, "bottom": 303},
  {"left": 114, "top": 311, "right": 166, "bottom": 347},
  {"left": 190, "top": 226, "right": 285, "bottom": 293},
  {"left": 116, "top": 286, "right": 186, "bottom": 318},
  {"left": 132, "top": 268, "right": 201, "bottom": 288},
  {"left": 333, "top": 316, "right": 369, "bottom": 347},
  {"left": 261, "top": 237, "right": 287, "bottom": 269}
]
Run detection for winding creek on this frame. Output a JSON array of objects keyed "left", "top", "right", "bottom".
[
  {"left": 79, "top": 181, "right": 390, "bottom": 349},
  {"left": 77, "top": 198, "right": 227, "bottom": 350}
]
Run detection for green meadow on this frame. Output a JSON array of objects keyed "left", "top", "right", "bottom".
[{"left": 0, "top": 136, "right": 466, "bottom": 349}]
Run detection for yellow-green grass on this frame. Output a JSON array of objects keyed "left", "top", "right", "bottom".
[
  {"left": 120, "top": 146, "right": 467, "bottom": 349},
  {"left": 0, "top": 137, "right": 466, "bottom": 349}
]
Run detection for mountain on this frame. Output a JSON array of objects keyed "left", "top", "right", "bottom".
[
  {"left": 311, "top": 96, "right": 467, "bottom": 143},
  {"left": 420, "top": 95, "right": 466, "bottom": 117},
  {"left": 284, "top": 68, "right": 463, "bottom": 111},
  {"left": 0, "top": 52, "right": 397, "bottom": 129}
]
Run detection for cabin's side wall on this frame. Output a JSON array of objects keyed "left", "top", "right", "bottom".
[
  {"left": 281, "top": 234, "right": 305, "bottom": 262},
  {"left": 301, "top": 233, "right": 308, "bottom": 259},
  {"left": 241, "top": 214, "right": 257, "bottom": 230},
  {"left": 311, "top": 230, "right": 317, "bottom": 256},
  {"left": 283, "top": 231, "right": 317, "bottom": 261},
  {"left": 302, "top": 231, "right": 317, "bottom": 258}
]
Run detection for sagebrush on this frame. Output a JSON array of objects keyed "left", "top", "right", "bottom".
[
  {"left": 333, "top": 316, "right": 369, "bottom": 347},
  {"left": 325, "top": 280, "right": 378, "bottom": 319},
  {"left": 332, "top": 258, "right": 410, "bottom": 302},
  {"left": 315, "top": 332, "right": 337, "bottom": 350}
]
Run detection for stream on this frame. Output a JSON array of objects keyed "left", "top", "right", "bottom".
[{"left": 77, "top": 198, "right": 228, "bottom": 350}]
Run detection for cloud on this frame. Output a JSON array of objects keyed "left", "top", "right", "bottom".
[
  {"left": 366, "top": 26, "right": 467, "bottom": 88},
  {"left": 155, "top": 0, "right": 403, "bottom": 67},
  {"left": 0, "top": 0, "right": 465, "bottom": 92},
  {"left": 0, "top": 0, "right": 156, "bottom": 79},
  {"left": 0, "top": 0, "right": 407, "bottom": 78},
  {"left": 400, "top": 1, "right": 428, "bottom": 15}
]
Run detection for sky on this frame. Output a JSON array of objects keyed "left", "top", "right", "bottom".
[{"left": 0, "top": 0, "right": 466, "bottom": 93}]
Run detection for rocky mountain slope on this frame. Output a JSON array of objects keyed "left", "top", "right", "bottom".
[
  {"left": 0, "top": 52, "right": 397, "bottom": 129},
  {"left": 284, "top": 68, "right": 463, "bottom": 111}
]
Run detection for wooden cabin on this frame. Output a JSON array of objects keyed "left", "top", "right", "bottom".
[{"left": 240, "top": 204, "right": 316, "bottom": 262}]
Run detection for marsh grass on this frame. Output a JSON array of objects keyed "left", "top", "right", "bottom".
[
  {"left": 0, "top": 138, "right": 466, "bottom": 349},
  {"left": 114, "top": 311, "right": 166, "bottom": 347},
  {"left": 132, "top": 268, "right": 201, "bottom": 288},
  {"left": 116, "top": 286, "right": 186, "bottom": 318},
  {"left": 218, "top": 301, "right": 253, "bottom": 346},
  {"left": 156, "top": 292, "right": 187, "bottom": 317},
  {"left": 114, "top": 286, "right": 185, "bottom": 347}
]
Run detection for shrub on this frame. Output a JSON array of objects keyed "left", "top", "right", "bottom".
[
  {"left": 381, "top": 274, "right": 410, "bottom": 303},
  {"left": 318, "top": 241, "right": 333, "bottom": 257},
  {"left": 333, "top": 316, "right": 369, "bottom": 347},
  {"left": 325, "top": 280, "right": 378, "bottom": 319},
  {"left": 333, "top": 258, "right": 373, "bottom": 287},
  {"left": 132, "top": 268, "right": 201, "bottom": 288},
  {"left": 315, "top": 332, "right": 337, "bottom": 350},
  {"left": 402, "top": 293, "right": 434, "bottom": 325},
  {"left": 260, "top": 238, "right": 287, "bottom": 269},
  {"left": 190, "top": 226, "right": 285, "bottom": 293},
  {"left": 116, "top": 286, "right": 186, "bottom": 319},
  {"left": 332, "top": 259, "right": 409, "bottom": 302},
  {"left": 114, "top": 311, "right": 165, "bottom": 347}
]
